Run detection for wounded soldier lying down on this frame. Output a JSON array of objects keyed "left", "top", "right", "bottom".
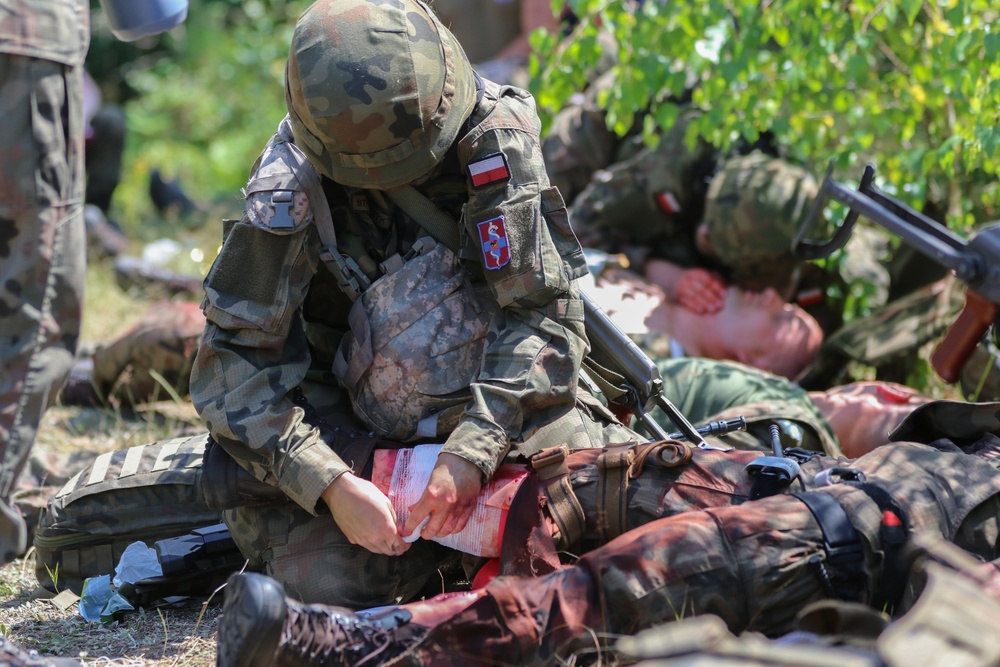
[{"left": 216, "top": 399, "right": 1000, "bottom": 666}]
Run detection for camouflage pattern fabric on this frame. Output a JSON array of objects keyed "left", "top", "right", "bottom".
[
  {"left": 33, "top": 433, "right": 221, "bottom": 594},
  {"left": 654, "top": 357, "right": 840, "bottom": 456},
  {"left": 698, "top": 150, "right": 819, "bottom": 292},
  {"left": 394, "top": 431, "right": 1000, "bottom": 666},
  {"left": 567, "top": 106, "right": 716, "bottom": 270},
  {"left": 192, "top": 0, "right": 629, "bottom": 607},
  {"left": 285, "top": 0, "right": 477, "bottom": 190},
  {"left": 89, "top": 300, "right": 205, "bottom": 405},
  {"left": 0, "top": 0, "right": 89, "bottom": 564},
  {"left": 225, "top": 397, "right": 637, "bottom": 608},
  {"left": 803, "top": 276, "right": 965, "bottom": 389},
  {"left": 618, "top": 537, "right": 1000, "bottom": 667},
  {"left": 541, "top": 69, "right": 633, "bottom": 204},
  {"left": 332, "top": 239, "right": 498, "bottom": 441}
]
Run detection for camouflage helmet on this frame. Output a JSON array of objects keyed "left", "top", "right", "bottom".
[
  {"left": 285, "top": 0, "right": 477, "bottom": 189},
  {"left": 698, "top": 151, "right": 818, "bottom": 288}
]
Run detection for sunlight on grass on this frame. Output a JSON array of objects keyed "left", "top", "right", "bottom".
[{"left": 82, "top": 260, "right": 151, "bottom": 344}]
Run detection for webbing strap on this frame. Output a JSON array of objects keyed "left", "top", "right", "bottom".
[
  {"left": 546, "top": 476, "right": 586, "bottom": 549},
  {"left": 385, "top": 186, "right": 462, "bottom": 254},
  {"left": 848, "top": 481, "right": 910, "bottom": 609},
  {"left": 581, "top": 357, "right": 629, "bottom": 403},
  {"left": 530, "top": 444, "right": 571, "bottom": 480},
  {"left": 793, "top": 491, "right": 866, "bottom": 601},
  {"left": 596, "top": 447, "right": 635, "bottom": 542},
  {"left": 278, "top": 119, "right": 368, "bottom": 301}
]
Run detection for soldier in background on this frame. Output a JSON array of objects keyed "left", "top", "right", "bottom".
[
  {"left": 654, "top": 357, "right": 931, "bottom": 459},
  {"left": 618, "top": 535, "right": 1000, "bottom": 667},
  {"left": 0, "top": 0, "right": 90, "bottom": 572},
  {"left": 542, "top": 85, "right": 888, "bottom": 336},
  {"left": 584, "top": 263, "right": 824, "bottom": 381},
  {"left": 60, "top": 300, "right": 204, "bottom": 409},
  {"left": 0, "top": 2, "right": 90, "bottom": 665}
]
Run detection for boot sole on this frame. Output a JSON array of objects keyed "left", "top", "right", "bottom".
[{"left": 217, "top": 573, "right": 287, "bottom": 667}]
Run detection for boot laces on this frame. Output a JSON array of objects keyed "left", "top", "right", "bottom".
[{"left": 281, "top": 603, "right": 398, "bottom": 667}]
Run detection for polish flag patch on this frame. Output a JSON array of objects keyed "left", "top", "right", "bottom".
[
  {"left": 655, "top": 191, "right": 681, "bottom": 214},
  {"left": 478, "top": 216, "right": 510, "bottom": 270},
  {"left": 468, "top": 153, "right": 511, "bottom": 189}
]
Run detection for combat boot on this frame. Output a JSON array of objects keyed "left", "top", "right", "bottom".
[
  {"left": 217, "top": 573, "right": 418, "bottom": 667},
  {"left": 0, "top": 636, "right": 80, "bottom": 666}
]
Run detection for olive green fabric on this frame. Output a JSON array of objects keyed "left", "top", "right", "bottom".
[
  {"left": 655, "top": 357, "right": 840, "bottom": 456},
  {"left": 285, "top": 0, "right": 476, "bottom": 189},
  {"left": 33, "top": 434, "right": 221, "bottom": 595}
]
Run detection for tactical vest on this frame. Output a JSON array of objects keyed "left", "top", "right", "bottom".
[{"left": 250, "top": 81, "right": 547, "bottom": 441}]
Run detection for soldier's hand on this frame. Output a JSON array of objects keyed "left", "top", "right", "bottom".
[
  {"left": 674, "top": 268, "right": 727, "bottom": 314},
  {"left": 403, "top": 453, "right": 482, "bottom": 540},
  {"left": 321, "top": 473, "right": 410, "bottom": 557}
]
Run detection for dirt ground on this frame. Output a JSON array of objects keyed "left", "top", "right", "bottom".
[{"left": 2, "top": 402, "right": 219, "bottom": 666}]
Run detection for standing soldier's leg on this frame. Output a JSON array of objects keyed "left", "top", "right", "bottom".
[{"left": 0, "top": 53, "right": 86, "bottom": 565}]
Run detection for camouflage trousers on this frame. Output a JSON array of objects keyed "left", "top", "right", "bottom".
[
  {"left": 396, "top": 487, "right": 1000, "bottom": 667},
  {"left": 0, "top": 51, "right": 86, "bottom": 563},
  {"left": 224, "top": 398, "right": 641, "bottom": 608}
]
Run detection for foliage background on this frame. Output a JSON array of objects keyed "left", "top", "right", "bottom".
[{"left": 531, "top": 0, "right": 999, "bottom": 227}]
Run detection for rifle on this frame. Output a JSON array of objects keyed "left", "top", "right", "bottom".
[
  {"left": 580, "top": 290, "right": 740, "bottom": 448},
  {"left": 794, "top": 162, "right": 1000, "bottom": 383}
]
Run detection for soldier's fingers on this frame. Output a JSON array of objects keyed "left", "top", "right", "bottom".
[
  {"left": 451, "top": 505, "right": 475, "bottom": 535},
  {"left": 386, "top": 539, "right": 410, "bottom": 556},
  {"left": 439, "top": 502, "right": 476, "bottom": 537},
  {"left": 403, "top": 497, "right": 435, "bottom": 534},
  {"left": 419, "top": 506, "right": 454, "bottom": 539}
]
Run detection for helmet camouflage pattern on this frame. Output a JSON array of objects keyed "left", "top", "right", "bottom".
[
  {"left": 699, "top": 151, "right": 818, "bottom": 284},
  {"left": 285, "top": 0, "right": 477, "bottom": 189}
]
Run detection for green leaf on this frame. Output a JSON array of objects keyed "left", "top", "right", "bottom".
[{"left": 901, "top": 0, "right": 923, "bottom": 25}]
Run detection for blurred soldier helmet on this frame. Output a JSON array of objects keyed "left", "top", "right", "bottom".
[
  {"left": 698, "top": 151, "right": 818, "bottom": 290},
  {"left": 285, "top": 0, "right": 477, "bottom": 189}
]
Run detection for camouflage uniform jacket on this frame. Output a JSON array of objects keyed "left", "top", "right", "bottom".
[
  {"left": 191, "top": 78, "right": 590, "bottom": 514},
  {"left": 0, "top": 0, "right": 88, "bottom": 64}
]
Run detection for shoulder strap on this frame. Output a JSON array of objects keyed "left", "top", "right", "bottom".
[
  {"left": 385, "top": 185, "right": 462, "bottom": 254},
  {"left": 277, "top": 118, "right": 370, "bottom": 301}
]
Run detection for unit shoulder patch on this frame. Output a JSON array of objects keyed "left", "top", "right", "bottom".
[{"left": 477, "top": 216, "right": 511, "bottom": 270}]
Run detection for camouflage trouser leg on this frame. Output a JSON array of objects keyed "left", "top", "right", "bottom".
[
  {"left": 223, "top": 502, "right": 459, "bottom": 608},
  {"left": 0, "top": 53, "right": 85, "bottom": 564},
  {"left": 407, "top": 494, "right": 848, "bottom": 666}
]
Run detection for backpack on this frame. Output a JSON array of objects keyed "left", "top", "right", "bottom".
[
  {"left": 33, "top": 433, "right": 223, "bottom": 595},
  {"left": 332, "top": 237, "right": 496, "bottom": 441}
]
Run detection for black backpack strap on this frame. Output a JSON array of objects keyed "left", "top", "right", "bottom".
[
  {"left": 793, "top": 491, "right": 867, "bottom": 601},
  {"left": 846, "top": 481, "right": 910, "bottom": 609}
]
